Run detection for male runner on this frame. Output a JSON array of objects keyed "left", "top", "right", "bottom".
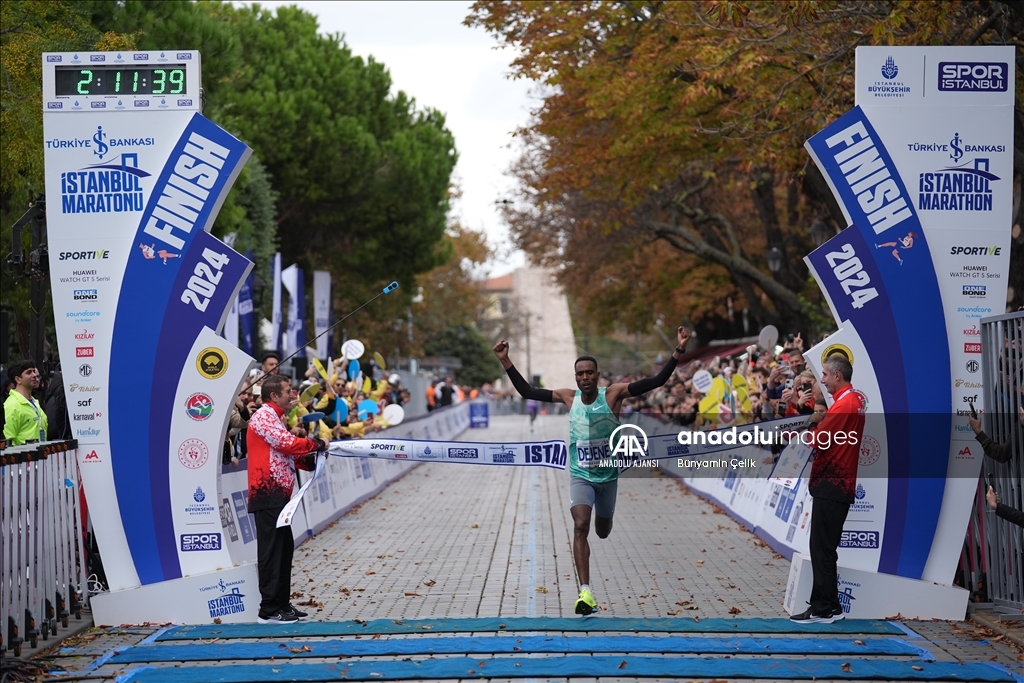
[{"left": 493, "top": 326, "right": 691, "bottom": 614}]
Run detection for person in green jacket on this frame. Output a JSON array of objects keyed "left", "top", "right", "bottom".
[{"left": 3, "top": 360, "right": 48, "bottom": 445}]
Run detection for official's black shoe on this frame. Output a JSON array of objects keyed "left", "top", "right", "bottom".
[
  {"left": 284, "top": 603, "right": 309, "bottom": 620},
  {"left": 828, "top": 605, "right": 845, "bottom": 621},
  {"left": 790, "top": 607, "right": 834, "bottom": 623},
  {"left": 257, "top": 610, "right": 298, "bottom": 624}
]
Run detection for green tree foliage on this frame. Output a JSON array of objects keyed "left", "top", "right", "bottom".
[
  {"left": 2, "top": 1, "right": 460, "bottom": 362},
  {"left": 424, "top": 323, "right": 503, "bottom": 387},
  {"left": 1, "top": 0, "right": 134, "bottom": 357},
  {"left": 88, "top": 1, "right": 458, "bottom": 350},
  {"left": 215, "top": 5, "right": 458, "bottom": 292}
]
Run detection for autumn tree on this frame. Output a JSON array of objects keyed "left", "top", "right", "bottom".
[
  {"left": 468, "top": 1, "right": 1024, "bottom": 337},
  {"left": 1, "top": 0, "right": 134, "bottom": 357}
]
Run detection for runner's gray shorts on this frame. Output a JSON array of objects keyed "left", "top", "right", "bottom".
[{"left": 569, "top": 476, "right": 618, "bottom": 518}]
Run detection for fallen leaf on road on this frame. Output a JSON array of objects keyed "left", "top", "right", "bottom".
[
  {"left": 536, "top": 586, "right": 548, "bottom": 593},
  {"left": 676, "top": 600, "right": 691, "bottom": 606},
  {"left": 404, "top": 592, "right": 420, "bottom": 597},
  {"left": 854, "top": 640, "right": 865, "bottom": 646},
  {"left": 912, "top": 665, "right": 924, "bottom": 671},
  {"left": 841, "top": 662, "right": 852, "bottom": 673},
  {"left": 667, "top": 610, "right": 680, "bottom": 616},
  {"left": 212, "top": 618, "right": 222, "bottom": 624},
  {"left": 618, "top": 661, "right": 627, "bottom": 669},
  {"left": 729, "top": 607, "right": 742, "bottom": 614},
  {"left": 696, "top": 560, "right": 705, "bottom": 564},
  {"left": 423, "top": 579, "right": 436, "bottom": 587}
]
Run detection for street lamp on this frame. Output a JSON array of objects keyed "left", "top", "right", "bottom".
[
  {"left": 810, "top": 219, "right": 833, "bottom": 248},
  {"left": 766, "top": 246, "right": 783, "bottom": 274}
]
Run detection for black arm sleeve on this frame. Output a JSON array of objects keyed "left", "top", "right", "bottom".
[
  {"left": 627, "top": 355, "right": 679, "bottom": 397},
  {"left": 505, "top": 364, "right": 554, "bottom": 402}
]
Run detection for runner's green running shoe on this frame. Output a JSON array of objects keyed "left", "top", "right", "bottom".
[{"left": 574, "top": 588, "right": 597, "bottom": 615}]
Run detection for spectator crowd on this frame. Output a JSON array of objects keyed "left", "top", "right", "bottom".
[{"left": 223, "top": 350, "right": 414, "bottom": 466}]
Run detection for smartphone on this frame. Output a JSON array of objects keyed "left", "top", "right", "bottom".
[
  {"left": 968, "top": 400, "right": 978, "bottom": 419},
  {"left": 785, "top": 379, "right": 794, "bottom": 391}
]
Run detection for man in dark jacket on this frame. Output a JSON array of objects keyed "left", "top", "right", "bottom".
[{"left": 968, "top": 405, "right": 1022, "bottom": 464}]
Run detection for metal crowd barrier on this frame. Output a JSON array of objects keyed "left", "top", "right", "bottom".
[
  {"left": 1, "top": 440, "right": 87, "bottom": 656},
  {"left": 962, "top": 311, "right": 1023, "bottom": 612}
]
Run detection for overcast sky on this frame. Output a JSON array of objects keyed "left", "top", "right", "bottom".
[{"left": 254, "top": 0, "right": 531, "bottom": 276}]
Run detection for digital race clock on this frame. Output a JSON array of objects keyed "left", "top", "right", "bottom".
[
  {"left": 42, "top": 51, "right": 201, "bottom": 112},
  {"left": 55, "top": 65, "right": 188, "bottom": 96}
]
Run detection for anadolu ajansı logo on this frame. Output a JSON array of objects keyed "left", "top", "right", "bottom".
[{"left": 608, "top": 424, "right": 648, "bottom": 459}]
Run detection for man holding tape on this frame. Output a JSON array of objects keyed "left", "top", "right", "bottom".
[
  {"left": 790, "top": 354, "right": 865, "bottom": 623},
  {"left": 247, "top": 374, "right": 326, "bottom": 624},
  {"left": 493, "top": 326, "right": 691, "bottom": 615}
]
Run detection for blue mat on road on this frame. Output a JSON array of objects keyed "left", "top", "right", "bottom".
[
  {"left": 156, "top": 616, "right": 905, "bottom": 640},
  {"left": 118, "top": 656, "right": 1014, "bottom": 682},
  {"left": 109, "top": 634, "right": 924, "bottom": 663}
]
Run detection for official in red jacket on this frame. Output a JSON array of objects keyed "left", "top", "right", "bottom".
[
  {"left": 791, "top": 354, "right": 865, "bottom": 624},
  {"left": 247, "top": 374, "right": 324, "bottom": 624}
]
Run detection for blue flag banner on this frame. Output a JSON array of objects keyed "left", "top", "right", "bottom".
[{"left": 238, "top": 250, "right": 255, "bottom": 356}]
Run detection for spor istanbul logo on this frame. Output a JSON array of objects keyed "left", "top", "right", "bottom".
[{"left": 867, "top": 55, "right": 910, "bottom": 98}]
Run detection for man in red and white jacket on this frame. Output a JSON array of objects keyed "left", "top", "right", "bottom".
[
  {"left": 790, "top": 354, "right": 865, "bottom": 624},
  {"left": 247, "top": 374, "right": 325, "bottom": 624}
]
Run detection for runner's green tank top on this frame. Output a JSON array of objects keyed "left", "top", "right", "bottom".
[{"left": 568, "top": 387, "right": 620, "bottom": 483}]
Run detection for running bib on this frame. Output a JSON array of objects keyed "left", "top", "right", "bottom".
[{"left": 575, "top": 438, "right": 613, "bottom": 469}]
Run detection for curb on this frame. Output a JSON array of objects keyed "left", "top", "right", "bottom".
[{"left": 970, "top": 610, "right": 1024, "bottom": 649}]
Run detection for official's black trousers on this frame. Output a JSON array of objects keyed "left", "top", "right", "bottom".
[
  {"left": 808, "top": 496, "right": 851, "bottom": 615},
  {"left": 255, "top": 508, "right": 294, "bottom": 617}
]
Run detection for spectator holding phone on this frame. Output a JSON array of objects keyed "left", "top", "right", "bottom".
[
  {"left": 986, "top": 486, "right": 1023, "bottom": 527},
  {"left": 968, "top": 404, "right": 1022, "bottom": 464}
]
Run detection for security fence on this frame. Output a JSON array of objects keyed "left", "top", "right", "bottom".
[
  {"left": 1, "top": 440, "right": 87, "bottom": 656},
  {"left": 961, "top": 310, "right": 1023, "bottom": 611}
]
